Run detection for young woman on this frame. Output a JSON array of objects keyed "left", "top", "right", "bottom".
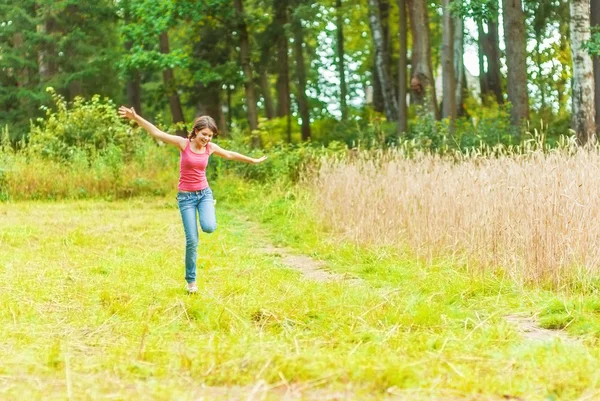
[{"left": 118, "top": 106, "right": 267, "bottom": 293}]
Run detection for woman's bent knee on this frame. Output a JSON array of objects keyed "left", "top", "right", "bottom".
[{"left": 201, "top": 224, "right": 217, "bottom": 234}]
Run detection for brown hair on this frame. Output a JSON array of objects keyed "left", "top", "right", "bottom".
[{"left": 188, "top": 116, "right": 218, "bottom": 139}]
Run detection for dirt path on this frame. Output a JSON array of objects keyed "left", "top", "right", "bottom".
[
  {"left": 259, "top": 244, "right": 359, "bottom": 284},
  {"left": 247, "top": 217, "right": 573, "bottom": 345},
  {"left": 504, "top": 314, "right": 574, "bottom": 343}
]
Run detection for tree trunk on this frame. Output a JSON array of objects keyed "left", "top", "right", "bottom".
[
  {"left": 535, "top": 36, "right": 546, "bottom": 112},
  {"left": 12, "top": 33, "right": 28, "bottom": 88},
  {"left": 159, "top": 31, "right": 185, "bottom": 133},
  {"left": 557, "top": 25, "right": 570, "bottom": 115},
  {"left": 502, "top": 0, "right": 529, "bottom": 127},
  {"left": 570, "top": 0, "right": 596, "bottom": 145},
  {"left": 372, "top": 66, "right": 385, "bottom": 113},
  {"left": 259, "top": 70, "right": 275, "bottom": 119},
  {"left": 592, "top": 0, "right": 600, "bottom": 133},
  {"left": 441, "top": 0, "right": 456, "bottom": 126},
  {"left": 336, "top": 0, "right": 348, "bottom": 120},
  {"left": 407, "top": 0, "right": 439, "bottom": 119},
  {"left": 486, "top": 1, "right": 503, "bottom": 104},
  {"left": 292, "top": 16, "right": 311, "bottom": 141},
  {"left": 258, "top": 30, "right": 275, "bottom": 120},
  {"left": 397, "top": 0, "right": 408, "bottom": 134},
  {"left": 234, "top": 0, "right": 259, "bottom": 145},
  {"left": 274, "top": 0, "right": 291, "bottom": 141},
  {"left": 126, "top": 71, "right": 142, "bottom": 116},
  {"left": 227, "top": 86, "right": 233, "bottom": 129},
  {"left": 196, "top": 82, "right": 221, "bottom": 120},
  {"left": 476, "top": 19, "right": 489, "bottom": 104},
  {"left": 368, "top": 0, "right": 398, "bottom": 121},
  {"left": 123, "top": 0, "right": 142, "bottom": 115},
  {"left": 218, "top": 92, "right": 228, "bottom": 137},
  {"left": 274, "top": 0, "right": 290, "bottom": 118},
  {"left": 379, "top": 0, "right": 393, "bottom": 96},
  {"left": 195, "top": 83, "right": 226, "bottom": 136},
  {"left": 37, "top": 16, "right": 57, "bottom": 82},
  {"left": 454, "top": 15, "right": 467, "bottom": 117}
]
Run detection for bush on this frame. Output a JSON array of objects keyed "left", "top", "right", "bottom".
[
  {"left": 27, "top": 87, "right": 149, "bottom": 161},
  {"left": 208, "top": 137, "right": 347, "bottom": 184},
  {"left": 405, "top": 102, "right": 517, "bottom": 151}
]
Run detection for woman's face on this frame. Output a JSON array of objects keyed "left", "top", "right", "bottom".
[{"left": 193, "top": 128, "right": 214, "bottom": 147}]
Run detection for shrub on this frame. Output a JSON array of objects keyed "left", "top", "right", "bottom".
[{"left": 27, "top": 87, "right": 149, "bottom": 161}]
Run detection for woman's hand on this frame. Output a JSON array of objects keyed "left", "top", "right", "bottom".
[
  {"left": 253, "top": 156, "right": 268, "bottom": 164},
  {"left": 118, "top": 106, "right": 138, "bottom": 121}
]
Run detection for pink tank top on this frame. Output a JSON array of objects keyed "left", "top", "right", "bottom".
[{"left": 178, "top": 142, "right": 210, "bottom": 191}]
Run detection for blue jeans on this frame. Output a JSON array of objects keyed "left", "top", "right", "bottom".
[{"left": 177, "top": 188, "right": 217, "bottom": 283}]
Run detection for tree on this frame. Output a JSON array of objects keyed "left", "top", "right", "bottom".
[
  {"left": 369, "top": 0, "right": 398, "bottom": 121},
  {"left": 1, "top": 0, "right": 122, "bottom": 139},
  {"left": 291, "top": 3, "right": 312, "bottom": 141},
  {"left": 336, "top": 0, "right": 348, "bottom": 120},
  {"left": 441, "top": 0, "right": 456, "bottom": 125},
  {"left": 570, "top": 0, "right": 596, "bottom": 145},
  {"left": 453, "top": 13, "right": 467, "bottom": 117},
  {"left": 476, "top": 18, "right": 489, "bottom": 101},
  {"left": 159, "top": 31, "right": 185, "bottom": 130},
  {"left": 407, "top": 0, "right": 439, "bottom": 119},
  {"left": 257, "top": 27, "right": 276, "bottom": 120},
  {"left": 592, "top": 0, "right": 600, "bottom": 133},
  {"left": 122, "top": 0, "right": 142, "bottom": 115},
  {"left": 485, "top": 0, "right": 503, "bottom": 104},
  {"left": 234, "top": 0, "right": 259, "bottom": 133},
  {"left": 274, "top": 0, "right": 292, "bottom": 141},
  {"left": 502, "top": 0, "right": 529, "bottom": 126},
  {"left": 397, "top": 0, "right": 408, "bottom": 133}
]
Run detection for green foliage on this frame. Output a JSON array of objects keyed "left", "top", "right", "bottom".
[
  {"left": 210, "top": 134, "right": 346, "bottom": 184},
  {"left": 0, "top": 0, "right": 123, "bottom": 141},
  {"left": 584, "top": 27, "right": 600, "bottom": 57},
  {"left": 28, "top": 88, "right": 148, "bottom": 161},
  {"left": 405, "top": 102, "right": 516, "bottom": 151}
]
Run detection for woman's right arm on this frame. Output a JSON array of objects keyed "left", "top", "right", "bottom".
[{"left": 118, "top": 106, "right": 187, "bottom": 150}]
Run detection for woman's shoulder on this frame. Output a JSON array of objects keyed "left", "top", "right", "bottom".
[
  {"left": 208, "top": 142, "right": 220, "bottom": 155},
  {"left": 180, "top": 139, "right": 190, "bottom": 152}
]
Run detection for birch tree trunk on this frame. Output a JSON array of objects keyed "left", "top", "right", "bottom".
[
  {"left": 591, "top": 0, "right": 600, "bottom": 133},
  {"left": 570, "top": 0, "right": 596, "bottom": 145}
]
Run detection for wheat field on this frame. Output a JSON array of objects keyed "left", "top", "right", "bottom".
[{"left": 313, "top": 147, "right": 600, "bottom": 288}]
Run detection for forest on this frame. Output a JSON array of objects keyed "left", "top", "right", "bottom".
[{"left": 2, "top": 0, "right": 599, "bottom": 148}]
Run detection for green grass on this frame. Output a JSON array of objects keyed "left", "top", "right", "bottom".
[{"left": 2, "top": 179, "right": 600, "bottom": 400}]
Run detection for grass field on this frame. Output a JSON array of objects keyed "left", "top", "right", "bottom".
[{"left": 2, "top": 179, "right": 600, "bottom": 400}]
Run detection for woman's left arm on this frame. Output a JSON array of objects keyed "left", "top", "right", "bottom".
[{"left": 210, "top": 143, "right": 267, "bottom": 164}]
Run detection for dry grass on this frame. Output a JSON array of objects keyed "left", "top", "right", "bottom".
[
  {"left": 0, "top": 146, "right": 176, "bottom": 200},
  {"left": 312, "top": 148, "right": 600, "bottom": 287}
]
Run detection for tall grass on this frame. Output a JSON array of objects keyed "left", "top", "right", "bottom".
[
  {"left": 312, "top": 144, "right": 600, "bottom": 288},
  {"left": 0, "top": 143, "right": 177, "bottom": 200}
]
